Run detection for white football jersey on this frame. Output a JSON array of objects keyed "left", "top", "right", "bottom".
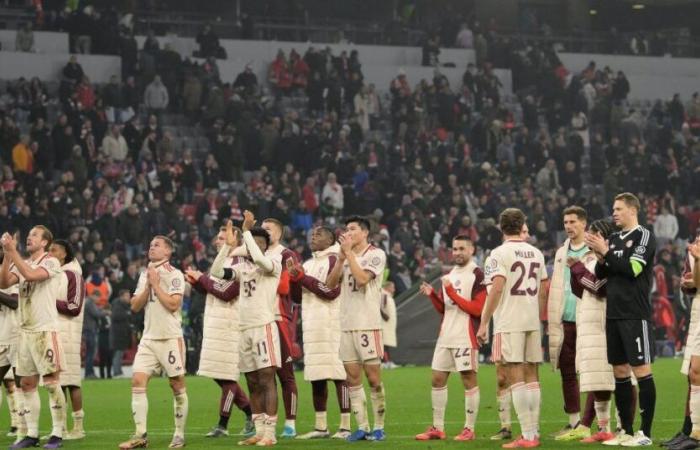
[
  {"left": 339, "top": 245, "right": 386, "bottom": 331},
  {"left": 134, "top": 261, "right": 185, "bottom": 340},
  {"left": 484, "top": 240, "right": 547, "bottom": 333},
  {"left": 230, "top": 258, "right": 282, "bottom": 330},
  {"left": 12, "top": 254, "right": 62, "bottom": 332},
  {"left": 437, "top": 260, "right": 485, "bottom": 348}
]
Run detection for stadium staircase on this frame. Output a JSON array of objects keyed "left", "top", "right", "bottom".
[{"left": 392, "top": 267, "right": 444, "bottom": 365}]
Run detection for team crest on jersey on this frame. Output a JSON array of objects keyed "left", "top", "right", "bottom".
[
  {"left": 172, "top": 278, "right": 181, "bottom": 288},
  {"left": 371, "top": 256, "right": 381, "bottom": 266},
  {"left": 626, "top": 240, "right": 633, "bottom": 248},
  {"left": 634, "top": 246, "right": 646, "bottom": 254},
  {"left": 454, "top": 279, "right": 461, "bottom": 287}
]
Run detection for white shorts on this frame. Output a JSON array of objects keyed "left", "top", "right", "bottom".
[
  {"left": 16, "top": 331, "right": 65, "bottom": 377},
  {"left": 340, "top": 330, "right": 383, "bottom": 364},
  {"left": 239, "top": 323, "right": 281, "bottom": 373},
  {"left": 0, "top": 343, "right": 17, "bottom": 368},
  {"left": 432, "top": 346, "right": 479, "bottom": 373},
  {"left": 132, "top": 338, "right": 186, "bottom": 378},
  {"left": 492, "top": 330, "right": 543, "bottom": 364}
]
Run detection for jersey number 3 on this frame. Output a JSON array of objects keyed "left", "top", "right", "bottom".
[{"left": 510, "top": 262, "right": 540, "bottom": 296}]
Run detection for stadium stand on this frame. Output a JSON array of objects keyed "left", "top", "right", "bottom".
[{"left": 0, "top": 1, "right": 698, "bottom": 370}]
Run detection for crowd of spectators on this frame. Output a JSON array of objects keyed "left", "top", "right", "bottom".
[{"left": 2, "top": 9, "right": 700, "bottom": 364}]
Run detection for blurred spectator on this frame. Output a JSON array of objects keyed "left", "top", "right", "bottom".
[
  {"left": 98, "top": 306, "right": 112, "bottom": 378},
  {"left": 110, "top": 289, "right": 132, "bottom": 377},
  {"left": 83, "top": 292, "right": 108, "bottom": 379},
  {"left": 196, "top": 24, "right": 221, "bottom": 59},
  {"left": 101, "top": 124, "right": 128, "bottom": 162},
  {"left": 233, "top": 64, "right": 258, "bottom": 93},
  {"left": 15, "top": 22, "right": 35, "bottom": 52},
  {"left": 455, "top": 23, "right": 473, "bottom": 49},
  {"left": 144, "top": 75, "right": 169, "bottom": 118}
]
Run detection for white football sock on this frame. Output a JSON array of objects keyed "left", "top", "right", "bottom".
[
  {"left": 431, "top": 386, "right": 447, "bottom": 431},
  {"left": 497, "top": 388, "right": 512, "bottom": 428},
  {"left": 71, "top": 409, "right": 85, "bottom": 432},
  {"left": 370, "top": 383, "right": 386, "bottom": 431},
  {"left": 315, "top": 411, "right": 327, "bottom": 431},
  {"left": 349, "top": 386, "right": 370, "bottom": 432},
  {"left": 252, "top": 413, "right": 266, "bottom": 438},
  {"left": 131, "top": 388, "right": 148, "bottom": 436},
  {"left": 339, "top": 413, "right": 351, "bottom": 431},
  {"left": 173, "top": 390, "right": 188, "bottom": 439},
  {"left": 45, "top": 381, "right": 66, "bottom": 438},
  {"left": 569, "top": 412, "right": 581, "bottom": 427},
  {"left": 264, "top": 415, "right": 277, "bottom": 441},
  {"left": 511, "top": 383, "right": 533, "bottom": 440},
  {"left": 22, "top": 389, "right": 40, "bottom": 439},
  {"left": 464, "top": 387, "right": 480, "bottom": 430},
  {"left": 526, "top": 382, "right": 541, "bottom": 437},
  {"left": 594, "top": 400, "right": 611, "bottom": 433}
]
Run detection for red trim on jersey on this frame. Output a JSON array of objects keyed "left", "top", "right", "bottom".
[
  {"left": 177, "top": 337, "right": 185, "bottom": 366},
  {"left": 266, "top": 323, "right": 277, "bottom": 366},
  {"left": 51, "top": 331, "right": 62, "bottom": 371},
  {"left": 374, "top": 330, "right": 383, "bottom": 358},
  {"left": 492, "top": 333, "right": 502, "bottom": 363}
]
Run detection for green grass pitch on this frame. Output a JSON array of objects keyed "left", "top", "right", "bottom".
[{"left": 5, "top": 358, "right": 685, "bottom": 449}]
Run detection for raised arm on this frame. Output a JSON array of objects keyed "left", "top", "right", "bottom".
[
  {"left": 0, "top": 255, "right": 18, "bottom": 289},
  {"left": 570, "top": 260, "right": 607, "bottom": 297},
  {"left": 242, "top": 231, "right": 274, "bottom": 273},
  {"left": 210, "top": 243, "right": 233, "bottom": 280},
  {"left": 197, "top": 274, "right": 240, "bottom": 302},
  {"left": 130, "top": 274, "right": 150, "bottom": 313}
]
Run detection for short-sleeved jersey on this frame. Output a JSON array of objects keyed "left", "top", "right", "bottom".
[
  {"left": 600, "top": 225, "right": 656, "bottom": 320},
  {"left": 11, "top": 254, "right": 62, "bottom": 332},
  {"left": 134, "top": 261, "right": 185, "bottom": 340},
  {"left": 339, "top": 245, "right": 387, "bottom": 331},
  {"left": 230, "top": 257, "right": 282, "bottom": 330},
  {"left": 484, "top": 240, "right": 547, "bottom": 333},
  {"left": 437, "top": 260, "right": 485, "bottom": 348},
  {"left": 266, "top": 244, "right": 300, "bottom": 321},
  {"left": 0, "top": 284, "right": 19, "bottom": 344}
]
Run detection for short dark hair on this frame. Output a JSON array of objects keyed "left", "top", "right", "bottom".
[
  {"left": 250, "top": 227, "right": 271, "bottom": 248},
  {"left": 499, "top": 208, "right": 526, "bottom": 236},
  {"left": 453, "top": 235, "right": 473, "bottom": 245},
  {"left": 318, "top": 226, "right": 336, "bottom": 244},
  {"left": 563, "top": 206, "right": 588, "bottom": 222},
  {"left": 345, "top": 215, "right": 370, "bottom": 231},
  {"left": 589, "top": 220, "right": 617, "bottom": 240},
  {"left": 614, "top": 192, "right": 641, "bottom": 212},
  {"left": 52, "top": 239, "right": 74, "bottom": 264}
]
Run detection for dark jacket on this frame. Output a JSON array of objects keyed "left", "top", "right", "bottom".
[{"left": 109, "top": 299, "right": 132, "bottom": 350}]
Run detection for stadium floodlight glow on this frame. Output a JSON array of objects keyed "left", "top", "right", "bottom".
[
  {"left": 589, "top": 9, "right": 597, "bottom": 15},
  {"left": 631, "top": 3, "right": 645, "bottom": 9}
]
